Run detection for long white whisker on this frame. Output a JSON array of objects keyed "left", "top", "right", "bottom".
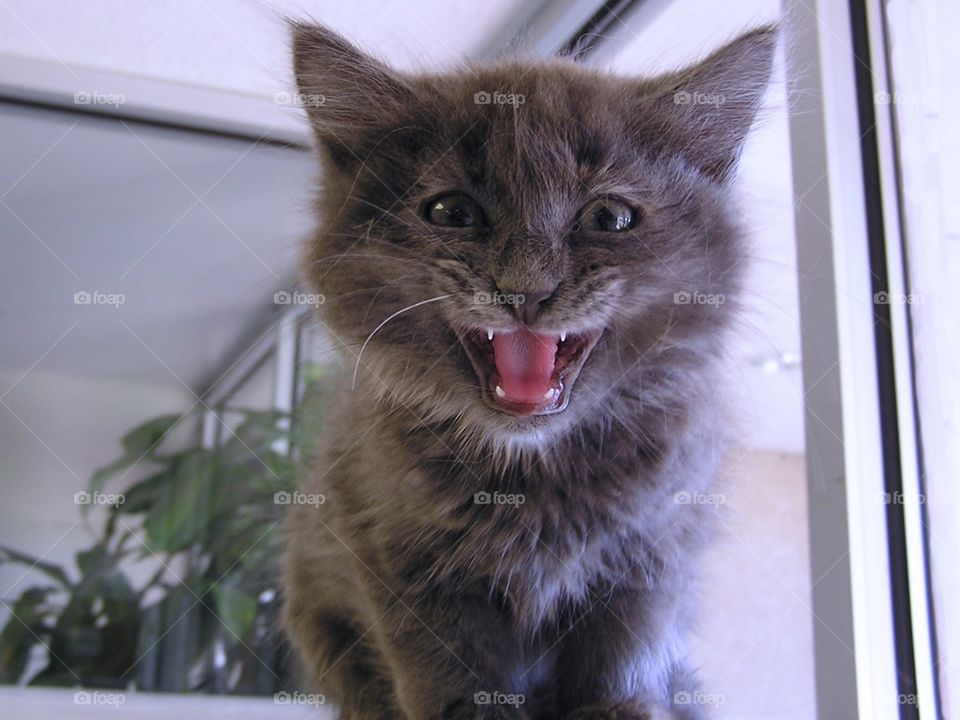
[{"left": 352, "top": 294, "right": 453, "bottom": 391}]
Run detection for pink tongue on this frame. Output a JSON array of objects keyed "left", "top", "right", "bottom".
[{"left": 492, "top": 327, "right": 559, "bottom": 403}]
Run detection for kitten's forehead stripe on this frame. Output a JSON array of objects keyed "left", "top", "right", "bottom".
[
  {"left": 454, "top": 120, "right": 490, "bottom": 189},
  {"left": 434, "top": 70, "right": 619, "bottom": 240}
]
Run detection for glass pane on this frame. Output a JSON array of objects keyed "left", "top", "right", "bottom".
[{"left": 884, "top": 0, "right": 959, "bottom": 714}]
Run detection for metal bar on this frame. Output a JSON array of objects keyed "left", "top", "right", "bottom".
[
  {"left": 271, "top": 309, "right": 299, "bottom": 456},
  {"left": 559, "top": 0, "right": 645, "bottom": 60},
  {"left": 201, "top": 329, "right": 277, "bottom": 408},
  {"left": 476, "top": 0, "right": 613, "bottom": 61},
  {"left": 0, "top": 53, "right": 311, "bottom": 148}
]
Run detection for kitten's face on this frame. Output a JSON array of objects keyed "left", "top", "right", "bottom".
[{"left": 293, "top": 26, "right": 774, "bottom": 447}]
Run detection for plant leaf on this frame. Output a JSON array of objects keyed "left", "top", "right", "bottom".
[
  {"left": 142, "top": 448, "right": 216, "bottom": 553},
  {"left": 75, "top": 545, "right": 107, "bottom": 576},
  {"left": 116, "top": 468, "right": 172, "bottom": 515},
  {"left": 87, "top": 415, "right": 183, "bottom": 506},
  {"left": 0, "top": 545, "right": 71, "bottom": 588},
  {"left": 121, "top": 414, "right": 182, "bottom": 456},
  {"left": 0, "top": 586, "right": 58, "bottom": 683}
]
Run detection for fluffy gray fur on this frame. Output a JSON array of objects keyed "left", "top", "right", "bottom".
[{"left": 281, "top": 22, "right": 775, "bottom": 720}]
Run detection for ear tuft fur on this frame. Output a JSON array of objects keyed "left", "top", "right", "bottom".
[
  {"left": 641, "top": 25, "right": 778, "bottom": 182},
  {"left": 288, "top": 22, "right": 415, "bottom": 155}
]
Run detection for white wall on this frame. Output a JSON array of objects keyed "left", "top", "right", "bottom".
[{"left": 0, "top": 0, "right": 528, "bottom": 91}]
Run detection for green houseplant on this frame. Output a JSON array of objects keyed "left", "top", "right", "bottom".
[{"left": 0, "top": 364, "right": 331, "bottom": 694}]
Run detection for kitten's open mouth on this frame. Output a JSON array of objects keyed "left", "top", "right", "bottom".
[{"left": 455, "top": 325, "right": 602, "bottom": 416}]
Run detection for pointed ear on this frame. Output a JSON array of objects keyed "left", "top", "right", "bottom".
[
  {"left": 289, "top": 22, "right": 415, "bottom": 162},
  {"left": 638, "top": 25, "right": 777, "bottom": 182}
]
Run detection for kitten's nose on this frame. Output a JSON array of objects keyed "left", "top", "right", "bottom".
[{"left": 506, "top": 287, "right": 555, "bottom": 326}]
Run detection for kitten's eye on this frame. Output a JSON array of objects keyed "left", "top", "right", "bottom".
[
  {"left": 424, "top": 193, "right": 486, "bottom": 228},
  {"left": 577, "top": 197, "right": 637, "bottom": 233}
]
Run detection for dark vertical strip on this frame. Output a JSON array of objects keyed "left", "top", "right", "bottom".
[
  {"left": 847, "top": 1, "right": 919, "bottom": 717},
  {"left": 875, "top": 4, "right": 944, "bottom": 716}
]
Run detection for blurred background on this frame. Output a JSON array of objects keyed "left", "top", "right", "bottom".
[{"left": 0, "top": 1, "right": 954, "bottom": 719}]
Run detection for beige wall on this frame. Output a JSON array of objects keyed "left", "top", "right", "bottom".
[{"left": 693, "top": 450, "right": 815, "bottom": 720}]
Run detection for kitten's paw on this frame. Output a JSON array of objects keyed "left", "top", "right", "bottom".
[{"left": 564, "top": 701, "right": 676, "bottom": 720}]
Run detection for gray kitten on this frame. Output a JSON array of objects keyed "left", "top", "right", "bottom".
[{"left": 281, "top": 22, "right": 775, "bottom": 720}]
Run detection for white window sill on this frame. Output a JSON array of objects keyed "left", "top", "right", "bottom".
[{"left": 0, "top": 686, "right": 336, "bottom": 719}]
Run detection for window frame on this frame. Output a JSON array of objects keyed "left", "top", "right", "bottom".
[{"left": 782, "top": 0, "right": 939, "bottom": 717}]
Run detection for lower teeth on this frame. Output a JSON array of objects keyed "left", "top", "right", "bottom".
[{"left": 492, "top": 386, "right": 558, "bottom": 402}]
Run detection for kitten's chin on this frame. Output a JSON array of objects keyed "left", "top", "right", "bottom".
[{"left": 454, "top": 325, "right": 603, "bottom": 418}]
